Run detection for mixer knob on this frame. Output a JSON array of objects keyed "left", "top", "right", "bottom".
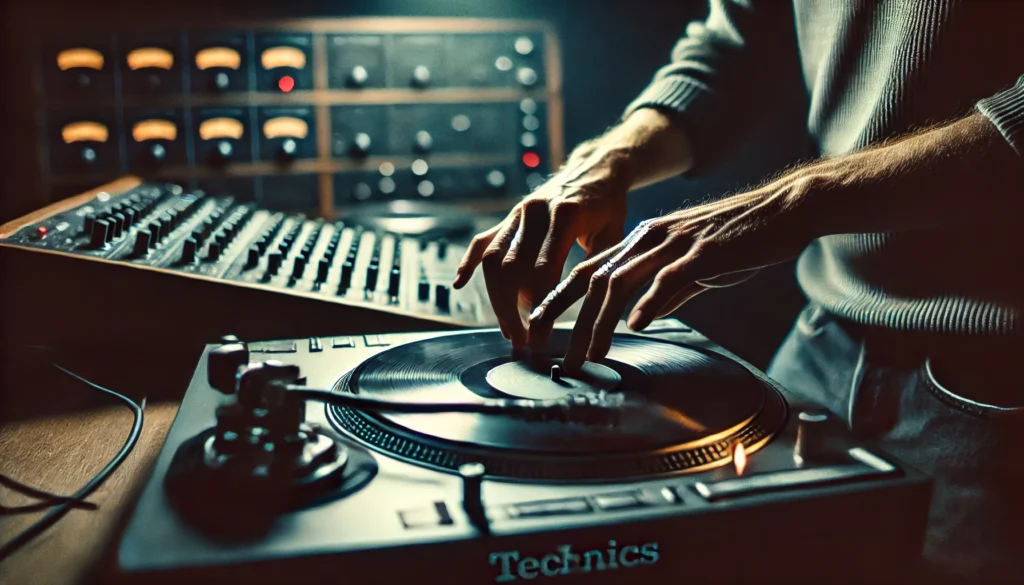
[
  {"left": 110, "top": 212, "right": 127, "bottom": 239},
  {"left": 388, "top": 268, "right": 401, "bottom": 298},
  {"left": 418, "top": 279, "right": 430, "bottom": 302},
  {"left": 165, "top": 209, "right": 179, "bottom": 228},
  {"left": 206, "top": 241, "right": 222, "bottom": 261},
  {"left": 81, "top": 146, "right": 97, "bottom": 166},
  {"left": 292, "top": 255, "right": 307, "bottom": 279},
  {"left": 211, "top": 71, "right": 230, "bottom": 92},
  {"left": 89, "top": 219, "right": 111, "bottom": 248},
  {"left": 414, "top": 130, "right": 433, "bottom": 153},
  {"left": 76, "top": 73, "right": 91, "bottom": 89},
  {"left": 255, "top": 238, "right": 268, "bottom": 255},
  {"left": 340, "top": 260, "right": 354, "bottom": 290},
  {"left": 349, "top": 65, "right": 369, "bottom": 87},
  {"left": 148, "top": 143, "right": 167, "bottom": 164},
  {"left": 211, "top": 140, "right": 233, "bottom": 164},
  {"left": 179, "top": 237, "right": 197, "bottom": 263},
  {"left": 82, "top": 214, "right": 96, "bottom": 235},
  {"left": 352, "top": 182, "right": 373, "bottom": 201},
  {"left": 793, "top": 411, "right": 836, "bottom": 466},
  {"left": 486, "top": 169, "right": 507, "bottom": 189},
  {"left": 245, "top": 246, "right": 260, "bottom": 269},
  {"left": 148, "top": 219, "right": 163, "bottom": 243},
  {"left": 122, "top": 206, "right": 138, "bottom": 226},
  {"left": 316, "top": 258, "right": 330, "bottom": 283},
  {"left": 277, "top": 138, "right": 298, "bottom": 161},
  {"left": 145, "top": 73, "right": 162, "bottom": 91},
  {"left": 411, "top": 65, "right": 431, "bottom": 88},
  {"left": 350, "top": 133, "right": 372, "bottom": 157},
  {"left": 516, "top": 67, "right": 538, "bottom": 87},
  {"left": 436, "top": 239, "right": 449, "bottom": 260},
  {"left": 207, "top": 337, "right": 250, "bottom": 395},
  {"left": 435, "top": 284, "right": 451, "bottom": 312},
  {"left": 133, "top": 230, "right": 152, "bottom": 256},
  {"left": 365, "top": 264, "right": 379, "bottom": 290},
  {"left": 267, "top": 252, "right": 283, "bottom": 274}
]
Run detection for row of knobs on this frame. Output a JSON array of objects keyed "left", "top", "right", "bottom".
[
  {"left": 180, "top": 205, "right": 254, "bottom": 264},
  {"left": 347, "top": 130, "right": 432, "bottom": 158},
  {"left": 85, "top": 193, "right": 165, "bottom": 248},
  {"left": 130, "top": 197, "right": 203, "bottom": 256}
]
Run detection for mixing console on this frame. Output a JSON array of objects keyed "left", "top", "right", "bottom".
[{"left": 4, "top": 181, "right": 490, "bottom": 325}]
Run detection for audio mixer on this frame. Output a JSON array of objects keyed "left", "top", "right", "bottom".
[{"left": 0, "top": 177, "right": 508, "bottom": 358}]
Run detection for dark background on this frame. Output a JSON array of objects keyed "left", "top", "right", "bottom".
[{"left": 0, "top": 0, "right": 809, "bottom": 369}]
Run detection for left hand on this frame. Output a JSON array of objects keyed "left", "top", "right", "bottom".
[{"left": 528, "top": 174, "right": 822, "bottom": 371}]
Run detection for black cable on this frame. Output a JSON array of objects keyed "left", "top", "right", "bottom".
[
  {"left": 0, "top": 474, "right": 98, "bottom": 513},
  {"left": 0, "top": 363, "right": 143, "bottom": 562}
]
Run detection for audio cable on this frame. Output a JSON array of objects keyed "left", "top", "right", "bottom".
[{"left": 0, "top": 362, "right": 143, "bottom": 562}]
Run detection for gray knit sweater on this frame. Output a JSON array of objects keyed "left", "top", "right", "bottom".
[{"left": 625, "top": 0, "right": 1024, "bottom": 337}]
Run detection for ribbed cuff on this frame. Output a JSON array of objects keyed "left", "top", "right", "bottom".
[
  {"left": 977, "top": 74, "right": 1024, "bottom": 158},
  {"left": 622, "top": 76, "right": 723, "bottom": 176}
]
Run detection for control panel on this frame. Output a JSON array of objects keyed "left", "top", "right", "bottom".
[
  {"left": 2, "top": 181, "right": 491, "bottom": 325},
  {"left": 34, "top": 19, "right": 562, "bottom": 217}
]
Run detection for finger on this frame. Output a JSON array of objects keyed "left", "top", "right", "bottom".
[
  {"left": 628, "top": 249, "right": 712, "bottom": 330},
  {"left": 562, "top": 262, "right": 614, "bottom": 372},
  {"left": 453, "top": 224, "right": 500, "bottom": 289},
  {"left": 482, "top": 215, "right": 526, "bottom": 348},
  {"left": 527, "top": 205, "right": 581, "bottom": 349},
  {"left": 528, "top": 242, "right": 621, "bottom": 326},
  {"left": 627, "top": 282, "right": 705, "bottom": 331},
  {"left": 587, "top": 242, "right": 677, "bottom": 362},
  {"left": 505, "top": 199, "right": 550, "bottom": 309}
]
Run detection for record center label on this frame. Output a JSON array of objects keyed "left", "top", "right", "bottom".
[{"left": 489, "top": 541, "right": 659, "bottom": 582}]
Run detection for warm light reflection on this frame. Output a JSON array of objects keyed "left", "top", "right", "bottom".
[
  {"left": 195, "top": 47, "right": 241, "bottom": 70},
  {"left": 132, "top": 119, "right": 177, "bottom": 142},
  {"left": 733, "top": 442, "right": 747, "bottom": 476},
  {"left": 199, "top": 117, "right": 244, "bottom": 140},
  {"left": 126, "top": 47, "right": 174, "bottom": 70},
  {"left": 61, "top": 121, "right": 109, "bottom": 144},
  {"left": 261, "top": 46, "right": 306, "bottom": 70},
  {"left": 57, "top": 48, "right": 104, "bottom": 71},
  {"left": 263, "top": 116, "right": 308, "bottom": 139}
]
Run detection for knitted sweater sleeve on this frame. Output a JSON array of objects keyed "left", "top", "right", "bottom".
[{"left": 623, "top": 0, "right": 799, "bottom": 175}]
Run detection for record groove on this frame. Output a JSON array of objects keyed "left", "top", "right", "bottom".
[{"left": 327, "top": 330, "right": 787, "bottom": 481}]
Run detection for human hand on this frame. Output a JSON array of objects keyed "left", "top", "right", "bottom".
[
  {"left": 529, "top": 179, "right": 820, "bottom": 371},
  {"left": 453, "top": 108, "right": 695, "bottom": 351},
  {"left": 451, "top": 142, "right": 632, "bottom": 350}
]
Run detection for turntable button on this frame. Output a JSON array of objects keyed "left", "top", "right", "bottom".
[
  {"left": 332, "top": 337, "right": 355, "bottom": 348},
  {"left": 507, "top": 498, "right": 591, "bottom": 519},
  {"left": 309, "top": 337, "right": 323, "bottom": 352},
  {"left": 364, "top": 335, "right": 391, "bottom": 347},
  {"left": 253, "top": 341, "right": 297, "bottom": 353},
  {"left": 593, "top": 491, "right": 648, "bottom": 511},
  {"left": 400, "top": 501, "right": 454, "bottom": 529}
]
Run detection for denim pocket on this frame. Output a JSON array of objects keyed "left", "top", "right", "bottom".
[{"left": 918, "top": 357, "right": 1024, "bottom": 420}]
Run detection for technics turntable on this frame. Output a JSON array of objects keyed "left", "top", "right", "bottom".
[{"left": 116, "top": 319, "right": 931, "bottom": 584}]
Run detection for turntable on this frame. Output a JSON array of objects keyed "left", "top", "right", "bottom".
[{"left": 115, "top": 319, "right": 931, "bottom": 584}]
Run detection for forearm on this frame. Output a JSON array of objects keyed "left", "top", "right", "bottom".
[
  {"left": 559, "top": 108, "right": 695, "bottom": 193},
  {"left": 799, "top": 113, "right": 1022, "bottom": 237}
]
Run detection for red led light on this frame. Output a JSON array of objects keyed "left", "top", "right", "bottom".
[
  {"left": 522, "top": 151, "right": 541, "bottom": 168},
  {"left": 36, "top": 226, "right": 48, "bottom": 238},
  {"left": 278, "top": 75, "right": 295, "bottom": 93}
]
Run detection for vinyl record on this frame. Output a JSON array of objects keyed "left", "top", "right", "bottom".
[{"left": 328, "top": 330, "right": 787, "bottom": 481}]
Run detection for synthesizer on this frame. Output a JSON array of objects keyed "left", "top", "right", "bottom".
[{"left": 0, "top": 177, "right": 500, "bottom": 357}]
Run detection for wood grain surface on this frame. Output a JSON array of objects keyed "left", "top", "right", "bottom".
[{"left": 0, "top": 402, "right": 179, "bottom": 585}]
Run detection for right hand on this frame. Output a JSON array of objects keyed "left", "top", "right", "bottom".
[{"left": 452, "top": 141, "right": 633, "bottom": 350}]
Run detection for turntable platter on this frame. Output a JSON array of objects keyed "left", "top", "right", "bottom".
[{"left": 328, "top": 330, "right": 787, "bottom": 481}]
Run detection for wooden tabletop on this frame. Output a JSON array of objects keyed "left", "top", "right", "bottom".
[{"left": 0, "top": 402, "right": 180, "bottom": 585}]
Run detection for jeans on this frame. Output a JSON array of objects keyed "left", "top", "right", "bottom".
[{"left": 768, "top": 304, "right": 1024, "bottom": 583}]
